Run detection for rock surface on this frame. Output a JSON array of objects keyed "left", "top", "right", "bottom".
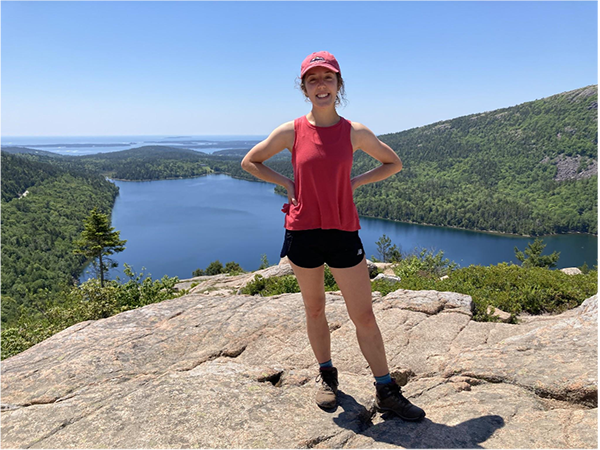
[
  {"left": 1, "top": 278, "right": 597, "bottom": 449},
  {"left": 552, "top": 154, "right": 598, "bottom": 182},
  {"left": 372, "top": 273, "right": 402, "bottom": 283},
  {"left": 486, "top": 305, "right": 512, "bottom": 323},
  {"left": 561, "top": 267, "right": 583, "bottom": 276}
]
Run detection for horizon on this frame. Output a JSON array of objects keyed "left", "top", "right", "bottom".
[
  {"left": 2, "top": 2, "right": 597, "bottom": 137},
  {"left": 3, "top": 81, "right": 597, "bottom": 139}
]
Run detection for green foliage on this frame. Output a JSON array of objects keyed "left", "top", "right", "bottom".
[
  {"left": 323, "top": 265, "right": 338, "bottom": 290},
  {"left": 224, "top": 261, "right": 245, "bottom": 275},
  {"left": 578, "top": 262, "right": 591, "bottom": 274},
  {"left": 1, "top": 265, "right": 183, "bottom": 360},
  {"left": 395, "top": 263, "right": 597, "bottom": 322},
  {"left": 514, "top": 238, "right": 560, "bottom": 268},
  {"left": 205, "top": 260, "right": 224, "bottom": 276},
  {"left": 74, "top": 207, "right": 127, "bottom": 286},
  {"left": 193, "top": 260, "right": 246, "bottom": 277},
  {"left": 1, "top": 154, "right": 119, "bottom": 327},
  {"left": 375, "top": 234, "right": 402, "bottom": 263},
  {"left": 370, "top": 277, "right": 402, "bottom": 296},
  {"left": 239, "top": 274, "right": 300, "bottom": 296},
  {"left": 258, "top": 254, "right": 270, "bottom": 270},
  {"left": 394, "top": 249, "right": 458, "bottom": 280},
  {"left": 355, "top": 86, "right": 598, "bottom": 235},
  {"left": 66, "top": 146, "right": 213, "bottom": 181},
  {"left": 239, "top": 265, "right": 338, "bottom": 296},
  {"left": 1, "top": 152, "right": 61, "bottom": 202}
]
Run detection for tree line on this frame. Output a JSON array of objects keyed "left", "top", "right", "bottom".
[{"left": 1, "top": 153, "right": 119, "bottom": 326}]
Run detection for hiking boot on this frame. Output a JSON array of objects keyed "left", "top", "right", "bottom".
[
  {"left": 315, "top": 367, "right": 338, "bottom": 409},
  {"left": 375, "top": 379, "right": 426, "bottom": 421}
]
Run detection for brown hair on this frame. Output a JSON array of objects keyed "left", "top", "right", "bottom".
[{"left": 296, "top": 72, "right": 347, "bottom": 108}]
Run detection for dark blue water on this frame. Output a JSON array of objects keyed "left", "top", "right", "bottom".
[{"left": 90, "top": 175, "right": 597, "bottom": 281}]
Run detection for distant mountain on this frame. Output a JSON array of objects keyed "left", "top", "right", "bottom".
[
  {"left": 73, "top": 146, "right": 212, "bottom": 180},
  {"left": 212, "top": 149, "right": 249, "bottom": 157},
  {"left": 349, "top": 85, "right": 598, "bottom": 235},
  {"left": 78, "top": 145, "right": 209, "bottom": 159},
  {"left": 1, "top": 146, "right": 62, "bottom": 157}
]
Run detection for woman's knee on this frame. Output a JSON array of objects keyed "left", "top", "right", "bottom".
[
  {"left": 350, "top": 309, "right": 377, "bottom": 329},
  {"left": 304, "top": 298, "right": 326, "bottom": 320}
]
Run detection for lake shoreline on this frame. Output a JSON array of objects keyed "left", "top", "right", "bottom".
[
  {"left": 108, "top": 172, "right": 598, "bottom": 239},
  {"left": 358, "top": 214, "right": 599, "bottom": 239}
]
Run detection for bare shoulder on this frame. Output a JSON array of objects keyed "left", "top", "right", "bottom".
[
  {"left": 350, "top": 121, "right": 377, "bottom": 152},
  {"left": 270, "top": 120, "right": 295, "bottom": 149},
  {"left": 349, "top": 121, "right": 401, "bottom": 164},
  {"left": 275, "top": 120, "right": 294, "bottom": 144},
  {"left": 242, "top": 120, "right": 294, "bottom": 164}
]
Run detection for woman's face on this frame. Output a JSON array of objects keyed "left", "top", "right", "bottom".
[{"left": 303, "top": 66, "right": 339, "bottom": 108}]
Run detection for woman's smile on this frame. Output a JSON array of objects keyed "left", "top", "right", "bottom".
[{"left": 304, "top": 66, "right": 338, "bottom": 106}]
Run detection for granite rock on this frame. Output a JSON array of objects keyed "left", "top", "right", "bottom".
[{"left": 1, "top": 281, "right": 596, "bottom": 449}]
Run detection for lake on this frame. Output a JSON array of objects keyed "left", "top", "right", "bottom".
[{"left": 93, "top": 174, "right": 598, "bottom": 281}]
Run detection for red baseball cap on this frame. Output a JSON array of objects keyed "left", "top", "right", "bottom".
[{"left": 300, "top": 51, "right": 341, "bottom": 78}]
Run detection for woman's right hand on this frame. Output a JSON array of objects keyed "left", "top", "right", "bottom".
[{"left": 284, "top": 179, "right": 298, "bottom": 206}]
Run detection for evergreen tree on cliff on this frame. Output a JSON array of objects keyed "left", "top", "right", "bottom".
[
  {"left": 75, "top": 208, "right": 127, "bottom": 287},
  {"left": 514, "top": 238, "right": 560, "bottom": 269}
]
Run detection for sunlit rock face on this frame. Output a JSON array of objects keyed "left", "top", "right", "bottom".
[{"left": 1, "top": 271, "right": 597, "bottom": 449}]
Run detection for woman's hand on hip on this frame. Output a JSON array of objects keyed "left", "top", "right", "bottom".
[{"left": 284, "top": 179, "right": 298, "bottom": 206}]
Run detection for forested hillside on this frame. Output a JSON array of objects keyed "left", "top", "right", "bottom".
[
  {"left": 359, "top": 85, "right": 598, "bottom": 235},
  {"left": 1, "top": 153, "right": 119, "bottom": 325},
  {"left": 1, "top": 145, "right": 290, "bottom": 182},
  {"left": 1, "top": 152, "right": 63, "bottom": 202}
]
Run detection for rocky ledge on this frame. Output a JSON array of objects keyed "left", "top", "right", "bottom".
[{"left": 1, "top": 266, "right": 597, "bottom": 449}]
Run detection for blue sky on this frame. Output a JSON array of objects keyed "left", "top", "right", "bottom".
[{"left": 2, "top": 1, "right": 597, "bottom": 137}]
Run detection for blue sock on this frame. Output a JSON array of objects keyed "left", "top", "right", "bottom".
[
  {"left": 319, "top": 359, "right": 334, "bottom": 370},
  {"left": 375, "top": 373, "right": 393, "bottom": 385}
]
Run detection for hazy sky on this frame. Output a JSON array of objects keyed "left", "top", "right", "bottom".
[{"left": 2, "top": 1, "right": 597, "bottom": 137}]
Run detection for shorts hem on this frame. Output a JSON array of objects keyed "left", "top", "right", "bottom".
[{"left": 327, "top": 254, "right": 366, "bottom": 269}]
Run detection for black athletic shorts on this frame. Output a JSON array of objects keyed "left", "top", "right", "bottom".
[{"left": 280, "top": 228, "right": 365, "bottom": 269}]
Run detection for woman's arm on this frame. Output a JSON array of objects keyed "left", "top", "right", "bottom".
[
  {"left": 241, "top": 121, "right": 297, "bottom": 205},
  {"left": 350, "top": 122, "right": 402, "bottom": 192}
]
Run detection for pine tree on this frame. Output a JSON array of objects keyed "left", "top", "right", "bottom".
[
  {"left": 514, "top": 238, "right": 560, "bottom": 269},
  {"left": 74, "top": 208, "right": 127, "bottom": 287},
  {"left": 375, "top": 234, "right": 402, "bottom": 263}
]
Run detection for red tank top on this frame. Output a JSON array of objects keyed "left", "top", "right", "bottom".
[{"left": 283, "top": 115, "right": 361, "bottom": 231}]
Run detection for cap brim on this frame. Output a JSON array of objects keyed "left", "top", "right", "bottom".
[{"left": 301, "top": 63, "right": 340, "bottom": 78}]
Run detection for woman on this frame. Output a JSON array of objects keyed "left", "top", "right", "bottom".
[{"left": 241, "top": 51, "right": 425, "bottom": 421}]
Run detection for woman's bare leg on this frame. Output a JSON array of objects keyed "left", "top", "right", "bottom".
[
  {"left": 288, "top": 261, "right": 331, "bottom": 364},
  {"left": 329, "top": 256, "right": 389, "bottom": 377}
]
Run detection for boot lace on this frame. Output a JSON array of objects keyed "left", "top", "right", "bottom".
[
  {"left": 316, "top": 372, "right": 336, "bottom": 392},
  {"left": 382, "top": 382, "right": 410, "bottom": 406}
]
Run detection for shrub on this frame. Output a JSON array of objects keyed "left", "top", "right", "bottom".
[
  {"left": 224, "top": 261, "right": 245, "bottom": 276},
  {"left": 258, "top": 254, "right": 270, "bottom": 270},
  {"left": 239, "top": 274, "right": 300, "bottom": 296},
  {"left": 1, "top": 265, "right": 183, "bottom": 360},
  {"left": 193, "top": 260, "right": 245, "bottom": 277},
  {"left": 397, "top": 263, "right": 598, "bottom": 322},
  {"left": 240, "top": 265, "right": 339, "bottom": 296},
  {"left": 371, "top": 278, "right": 402, "bottom": 296},
  {"left": 394, "top": 249, "right": 458, "bottom": 280},
  {"left": 205, "top": 260, "right": 224, "bottom": 276}
]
